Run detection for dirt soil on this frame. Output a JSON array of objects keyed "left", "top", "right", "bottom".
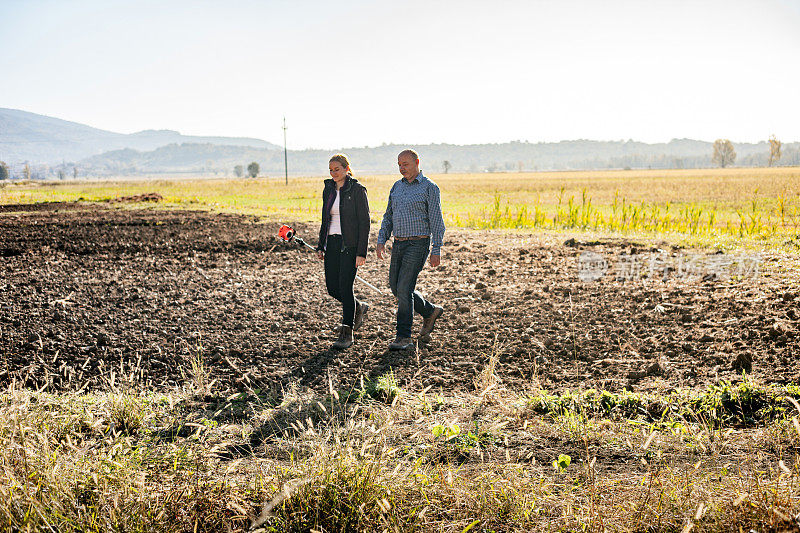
[{"left": 1, "top": 203, "right": 798, "bottom": 395}]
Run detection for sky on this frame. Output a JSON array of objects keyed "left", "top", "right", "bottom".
[{"left": 2, "top": 0, "right": 800, "bottom": 149}]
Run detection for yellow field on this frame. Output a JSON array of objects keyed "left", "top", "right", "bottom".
[{"left": 2, "top": 166, "right": 799, "bottom": 247}]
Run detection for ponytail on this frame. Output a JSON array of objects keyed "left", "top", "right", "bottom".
[{"left": 329, "top": 153, "right": 353, "bottom": 176}]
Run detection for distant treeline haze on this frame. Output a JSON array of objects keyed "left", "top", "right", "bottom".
[
  {"left": 6, "top": 139, "right": 800, "bottom": 180},
  {"left": 2, "top": 108, "right": 797, "bottom": 179}
]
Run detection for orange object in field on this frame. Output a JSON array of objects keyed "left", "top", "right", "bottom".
[{"left": 278, "top": 224, "right": 295, "bottom": 242}]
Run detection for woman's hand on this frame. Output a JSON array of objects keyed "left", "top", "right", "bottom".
[
  {"left": 316, "top": 250, "right": 324, "bottom": 260},
  {"left": 356, "top": 256, "right": 366, "bottom": 267}
]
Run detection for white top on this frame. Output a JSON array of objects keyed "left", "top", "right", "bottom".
[{"left": 328, "top": 190, "right": 342, "bottom": 236}]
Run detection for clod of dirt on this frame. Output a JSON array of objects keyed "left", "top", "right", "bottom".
[
  {"left": 0, "top": 248, "right": 23, "bottom": 257},
  {"left": 627, "top": 370, "right": 643, "bottom": 380},
  {"left": 769, "top": 322, "right": 792, "bottom": 339},
  {"left": 474, "top": 282, "right": 487, "bottom": 290},
  {"left": 108, "top": 193, "right": 163, "bottom": 203},
  {"left": 457, "top": 305, "right": 471, "bottom": 314},
  {"left": 732, "top": 352, "right": 753, "bottom": 372},
  {"left": 646, "top": 362, "right": 662, "bottom": 376}
]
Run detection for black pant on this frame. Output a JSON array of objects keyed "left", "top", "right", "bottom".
[{"left": 324, "top": 235, "right": 357, "bottom": 327}]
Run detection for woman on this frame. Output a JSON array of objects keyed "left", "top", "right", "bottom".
[{"left": 316, "top": 154, "right": 370, "bottom": 349}]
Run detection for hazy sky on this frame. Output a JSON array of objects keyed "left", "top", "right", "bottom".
[{"left": 2, "top": 0, "right": 799, "bottom": 149}]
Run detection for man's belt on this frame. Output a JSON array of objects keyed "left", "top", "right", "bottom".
[{"left": 394, "top": 235, "right": 429, "bottom": 241}]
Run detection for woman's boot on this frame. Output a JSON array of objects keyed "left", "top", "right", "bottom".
[
  {"left": 332, "top": 325, "right": 353, "bottom": 349},
  {"left": 353, "top": 300, "right": 370, "bottom": 331}
]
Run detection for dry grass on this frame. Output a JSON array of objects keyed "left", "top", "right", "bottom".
[{"left": 2, "top": 368, "right": 799, "bottom": 532}]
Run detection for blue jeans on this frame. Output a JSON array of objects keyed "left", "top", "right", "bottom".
[{"left": 389, "top": 238, "right": 435, "bottom": 338}]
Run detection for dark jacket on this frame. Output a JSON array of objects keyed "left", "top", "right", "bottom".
[{"left": 317, "top": 176, "right": 370, "bottom": 257}]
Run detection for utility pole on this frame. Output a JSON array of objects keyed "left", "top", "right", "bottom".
[{"left": 283, "top": 116, "right": 288, "bottom": 185}]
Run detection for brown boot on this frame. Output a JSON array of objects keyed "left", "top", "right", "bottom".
[
  {"left": 419, "top": 305, "right": 444, "bottom": 341},
  {"left": 353, "top": 300, "right": 370, "bottom": 332},
  {"left": 389, "top": 336, "right": 414, "bottom": 351},
  {"left": 332, "top": 325, "right": 353, "bottom": 350}
]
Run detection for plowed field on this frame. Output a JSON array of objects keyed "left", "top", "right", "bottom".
[{"left": 1, "top": 202, "right": 797, "bottom": 395}]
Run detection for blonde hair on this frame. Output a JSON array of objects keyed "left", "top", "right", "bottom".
[{"left": 329, "top": 153, "right": 353, "bottom": 175}]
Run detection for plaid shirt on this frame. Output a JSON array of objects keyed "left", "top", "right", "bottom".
[{"left": 377, "top": 172, "right": 446, "bottom": 256}]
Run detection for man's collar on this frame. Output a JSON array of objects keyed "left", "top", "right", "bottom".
[{"left": 403, "top": 172, "right": 423, "bottom": 184}]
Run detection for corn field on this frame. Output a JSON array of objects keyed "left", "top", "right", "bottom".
[{"left": 453, "top": 188, "right": 800, "bottom": 240}]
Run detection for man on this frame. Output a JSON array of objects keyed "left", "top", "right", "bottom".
[{"left": 377, "top": 149, "right": 445, "bottom": 351}]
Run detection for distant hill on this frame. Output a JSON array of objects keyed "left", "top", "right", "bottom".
[
  {"left": 73, "top": 139, "right": 800, "bottom": 177},
  {"left": 0, "top": 108, "right": 279, "bottom": 164},
  {"left": 2, "top": 107, "right": 798, "bottom": 178}
]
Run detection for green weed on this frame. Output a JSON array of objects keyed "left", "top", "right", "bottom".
[
  {"left": 524, "top": 375, "right": 794, "bottom": 429},
  {"left": 458, "top": 187, "right": 799, "bottom": 243}
]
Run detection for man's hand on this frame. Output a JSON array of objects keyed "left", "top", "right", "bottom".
[
  {"left": 356, "top": 256, "right": 366, "bottom": 267},
  {"left": 429, "top": 254, "right": 440, "bottom": 267},
  {"left": 376, "top": 243, "right": 386, "bottom": 260},
  {"left": 316, "top": 250, "right": 324, "bottom": 260}
]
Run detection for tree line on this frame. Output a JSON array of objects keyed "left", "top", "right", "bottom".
[
  {"left": 0, "top": 137, "right": 793, "bottom": 180},
  {"left": 711, "top": 136, "right": 781, "bottom": 169}
]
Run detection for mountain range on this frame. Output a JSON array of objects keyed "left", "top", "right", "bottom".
[
  {"left": 0, "top": 108, "right": 278, "bottom": 164},
  {"left": 1, "top": 108, "right": 797, "bottom": 177}
]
